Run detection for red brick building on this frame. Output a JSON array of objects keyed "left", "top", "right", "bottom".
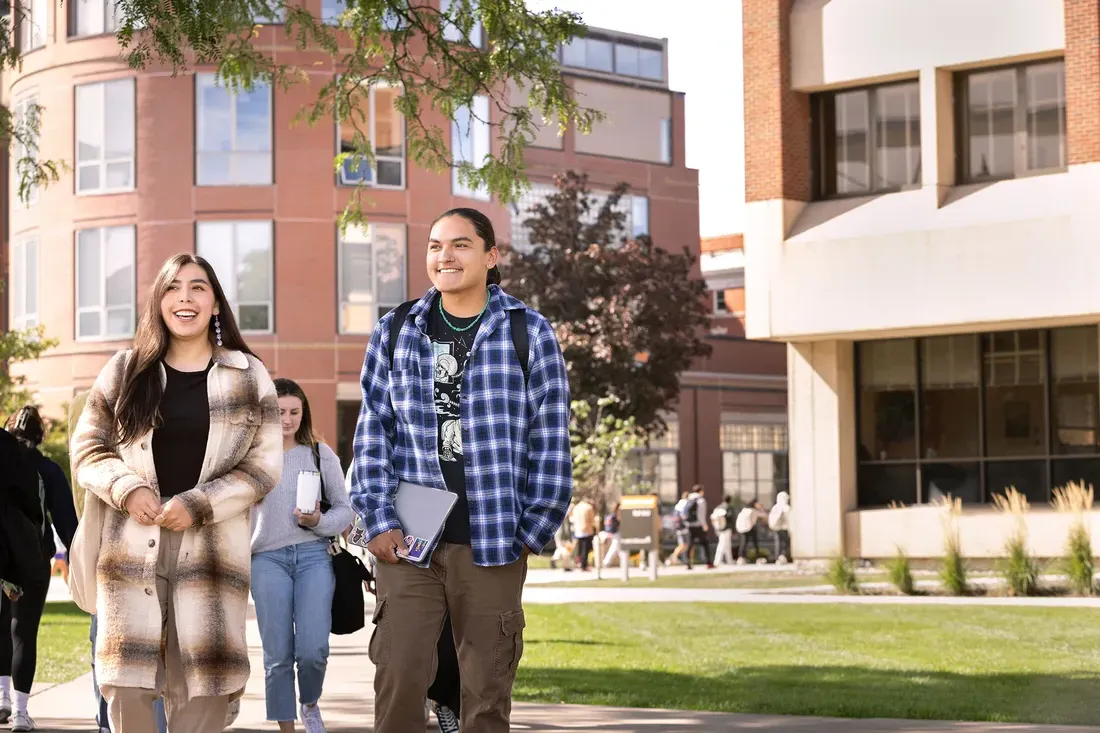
[{"left": 4, "top": 1, "right": 786, "bottom": 512}]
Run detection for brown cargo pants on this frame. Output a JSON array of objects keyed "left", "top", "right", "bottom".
[{"left": 371, "top": 542, "right": 528, "bottom": 733}]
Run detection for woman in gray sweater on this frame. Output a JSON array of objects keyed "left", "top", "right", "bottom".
[{"left": 251, "top": 378, "right": 354, "bottom": 733}]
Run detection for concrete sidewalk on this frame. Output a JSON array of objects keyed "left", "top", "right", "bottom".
[{"left": 23, "top": 608, "right": 1100, "bottom": 733}]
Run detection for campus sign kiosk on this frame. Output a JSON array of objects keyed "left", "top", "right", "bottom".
[{"left": 617, "top": 494, "right": 660, "bottom": 582}]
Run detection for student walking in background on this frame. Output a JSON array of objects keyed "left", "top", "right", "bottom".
[
  {"left": 251, "top": 378, "right": 354, "bottom": 733},
  {"left": 600, "top": 502, "right": 622, "bottom": 568},
  {"left": 769, "top": 491, "right": 792, "bottom": 564},
  {"left": 682, "top": 486, "right": 714, "bottom": 570},
  {"left": 568, "top": 496, "right": 597, "bottom": 571},
  {"left": 711, "top": 494, "right": 736, "bottom": 566},
  {"left": 736, "top": 500, "right": 769, "bottom": 564},
  {"left": 70, "top": 253, "right": 282, "bottom": 733},
  {"left": 1, "top": 406, "right": 78, "bottom": 732}
]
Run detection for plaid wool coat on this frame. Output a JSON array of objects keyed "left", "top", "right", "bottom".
[{"left": 70, "top": 348, "right": 282, "bottom": 698}]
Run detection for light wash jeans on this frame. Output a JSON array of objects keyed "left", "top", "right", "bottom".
[
  {"left": 251, "top": 539, "right": 335, "bottom": 722},
  {"left": 91, "top": 615, "right": 166, "bottom": 733}
]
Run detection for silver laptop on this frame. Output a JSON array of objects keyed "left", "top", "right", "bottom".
[{"left": 393, "top": 481, "right": 459, "bottom": 563}]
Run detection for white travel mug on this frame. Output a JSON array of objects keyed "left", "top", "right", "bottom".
[{"left": 296, "top": 471, "right": 322, "bottom": 514}]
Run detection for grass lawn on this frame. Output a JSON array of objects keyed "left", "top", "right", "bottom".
[
  {"left": 516, "top": 603, "right": 1100, "bottom": 725},
  {"left": 37, "top": 602, "right": 91, "bottom": 684},
  {"left": 549, "top": 571, "right": 884, "bottom": 590}
]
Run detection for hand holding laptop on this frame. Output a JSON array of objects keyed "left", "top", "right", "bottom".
[{"left": 368, "top": 529, "right": 408, "bottom": 564}]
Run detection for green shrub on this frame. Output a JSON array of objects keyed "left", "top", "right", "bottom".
[
  {"left": 1054, "top": 482, "right": 1095, "bottom": 596},
  {"left": 827, "top": 555, "right": 858, "bottom": 594},
  {"left": 994, "top": 488, "right": 1038, "bottom": 597},
  {"left": 887, "top": 549, "right": 915, "bottom": 595},
  {"left": 938, "top": 496, "right": 967, "bottom": 596}
]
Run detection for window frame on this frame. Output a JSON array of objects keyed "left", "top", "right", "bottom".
[
  {"left": 195, "top": 73, "right": 274, "bottom": 187},
  {"left": 74, "top": 225, "right": 137, "bottom": 341},
  {"left": 712, "top": 289, "right": 731, "bottom": 317},
  {"left": 811, "top": 79, "right": 922, "bottom": 200},
  {"left": 19, "top": 0, "right": 47, "bottom": 52},
  {"left": 13, "top": 95, "right": 40, "bottom": 206},
  {"left": 69, "top": 0, "right": 122, "bottom": 38},
  {"left": 955, "top": 58, "right": 1067, "bottom": 184},
  {"left": 195, "top": 220, "right": 275, "bottom": 334},
  {"left": 336, "top": 80, "right": 406, "bottom": 189},
  {"left": 11, "top": 238, "right": 39, "bottom": 330},
  {"left": 336, "top": 222, "right": 408, "bottom": 335},
  {"left": 75, "top": 78, "right": 136, "bottom": 195},
  {"left": 452, "top": 95, "right": 491, "bottom": 200}
]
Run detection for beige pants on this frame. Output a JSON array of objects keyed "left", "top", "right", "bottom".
[
  {"left": 102, "top": 528, "right": 231, "bottom": 733},
  {"left": 372, "top": 543, "right": 528, "bottom": 733}
]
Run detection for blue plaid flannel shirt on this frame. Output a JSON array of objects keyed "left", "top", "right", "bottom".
[{"left": 349, "top": 285, "right": 573, "bottom": 567}]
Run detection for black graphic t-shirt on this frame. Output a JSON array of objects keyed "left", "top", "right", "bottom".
[{"left": 426, "top": 294, "right": 483, "bottom": 545}]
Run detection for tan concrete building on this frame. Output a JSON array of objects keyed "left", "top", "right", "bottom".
[
  {"left": 4, "top": 2, "right": 788, "bottom": 511},
  {"left": 742, "top": 0, "right": 1100, "bottom": 559}
]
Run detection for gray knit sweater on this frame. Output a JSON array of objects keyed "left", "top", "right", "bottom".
[{"left": 250, "top": 443, "right": 354, "bottom": 554}]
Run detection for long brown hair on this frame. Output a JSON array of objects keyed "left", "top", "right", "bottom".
[
  {"left": 115, "top": 253, "right": 256, "bottom": 444},
  {"left": 273, "top": 378, "right": 320, "bottom": 447}
]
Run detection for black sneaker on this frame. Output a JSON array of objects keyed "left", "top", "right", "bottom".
[{"left": 432, "top": 701, "right": 460, "bottom": 733}]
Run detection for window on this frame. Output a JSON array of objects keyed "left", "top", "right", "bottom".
[
  {"left": 452, "top": 95, "right": 490, "bottom": 200},
  {"left": 721, "top": 420, "right": 788, "bottom": 507},
  {"left": 76, "top": 226, "right": 135, "bottom": 340},
  {"left": 561, "top": 36, "right": 613, "bottom": 73},
  {"left": 196, "top": 221, "right": 274, "bottom": 332},
  {"left": 812, "top": 81, "right": 921, "bottom": 198},
  {"left": 253, "top": 3, "right": 283, "bottom": 23},
  {"left": 196, "top": 74, "right": 272, "bottom": 186},
  {"left": 13, "top": 96, "right": 40, "bottom": 205},
  {"left": 338, "top": 223, "right": 406, "bottom": 334},
  {"left": 440, "top": 0, "right": 483, "bottom": 47},
  {"left": 630, "top": 195, "right": 649, "bottom": 238},
  {"left": 338, "top": 82, "right": 405, "bottom": 188},
  {"left": 614, "top": 41, "right": 663, "bottom": 80},
  {"left": 71, "top": 0, "right": 122, "bottom": 36},
  {"left": 76, "top": 79, "right": 135, "bottom": 194},
  {"left": 11, "top": 238, "right": 38, "bottom": 329},
  {"left": 857, "top": 327, "right": 1100, "bottom": 508},
  {"left": 20, "top": 0, "right": 46, "bottom": 51},
  {"left": 322, "top": 0, "right": 342, "bottom": 23},
  {"left": 659, "top": 118, "right": 671, "bottom": 164},
  {"left": 630, "top": 419, "right": 680, "bottom": 504},
  {"left": 712, "top": 290, "right": 730, "bottom": 316},
  {"left": 959, "top": 60, "right": 1066, "bottom": 181}
]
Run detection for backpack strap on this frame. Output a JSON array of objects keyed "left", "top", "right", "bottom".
[
  {"left": 387, "top": 300, "right": 419, "bottom": 372},
  {"left": 509, "top": 308, "right": 529, "bottom": 386},
  {"left": 389, "top": 299, "right": 529, "bottom": 386}
]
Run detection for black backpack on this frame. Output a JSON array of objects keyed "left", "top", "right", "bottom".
[
  {"left": 684, "top": 498, "right": 699, "bottom": 524},
  {"left": 388, "top": 300, "right": 530, "bottom": 384}
]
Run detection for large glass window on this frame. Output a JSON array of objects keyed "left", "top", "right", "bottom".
[
  {"left": 561, "top": 36, "right": 613, "bottom": 73},
  {"left": 338, "top": 82, "right": 404, "bottom": 188},
  {"left": 11, "top": 238, "right": 38, "bottom": 330},
  {"left": 20, "top": 0, "right": 46, "bottom": 51},
  {"left": 452, "top": 95, "right": 490, "bottom": 200},
  {"left": 812, "top": 82, "right": 921, "bottom": 198},
  {"left": 440, "top": 0, "right": 483, "bottom": 47},
  {"left": 71, "top": 0, "right": 122, "bottom": 36},
  {"left": 857, "top": 327, "right": 1100, "bottom": 508},
  {"left": 196, "top": 74, "right": 272, "bottom": 186},
  {"left": 76, "top": 226, "right": 135, "bottom": 340},
  {"left": 13, "top": 96, "right": 39, "bottom": 206},
  {"left": 196, "top": 221, "right": 274, "bottom": 332},
  {"left": 959, "top": 60, "right": 1066, "bottom": 181},
  {"left": 629, "top": 419, "right": 680, "bottom": 504},
  {"left": 338, "top": 223, "right": 406, "bottom": 334},
  {"left": 721, "top": 421, "right": 788, "bottom": 508},
  {"left": 76, "top": 79, "right": 136, "bottom": 194}
]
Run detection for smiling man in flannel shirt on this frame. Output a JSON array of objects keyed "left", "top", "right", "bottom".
[{"left": 350, "top": 207, "right": 572, "bottom": 733}]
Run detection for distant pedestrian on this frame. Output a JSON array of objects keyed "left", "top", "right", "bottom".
[
  {"left": 601, "top": 502, "right": 622, "bottom": 567},
  {"left": 769, "top": 491, "right": 792, "bottom": 564},
  {"left": 682, "top": 486, "right": 714, "bottom": 570},
  {"left": 665, "top": 492, "right": 691, "bottom": 566},
  {"left": 735, "top": 500, "right": 768, "bottom": 564},
  {"left": 568, "top": 497, "right": 597, "bottom": 571},
  {"left": 711, "top": 495, "right": 736, "bottom": 566}
]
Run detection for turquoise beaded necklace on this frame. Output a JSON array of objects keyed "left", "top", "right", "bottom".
[{"left": 438, "top": 288, "right": 490, "bottom": 332}]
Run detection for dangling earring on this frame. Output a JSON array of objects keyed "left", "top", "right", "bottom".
[{"left": 214, "top": 315, "right": 223, "bottom": 347}]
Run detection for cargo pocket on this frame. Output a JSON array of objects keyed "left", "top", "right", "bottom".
[
  {"left": 367, "top": 598, "right": 390, "bottom": 666},
  {"left": 493, "top": 609, "right": 526, "bottom": 678}
]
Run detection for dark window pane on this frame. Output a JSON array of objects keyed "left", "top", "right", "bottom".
[
  {"left": 984, "top": 330, "right": 1046, "bottom": 457},
  {"left": 987, "top": 460, "right": 1048, "bottom": 505},
  {"left": 1051, "top": 326, "right": 1100, "bottom": 455},
  {"left": 858, "top": 340, "right": 917, "bottom": 460},
  {"left": 875, "top": 83, "right": 921, "bottom": 188},
  {"left": 921, "top": 335, "right": 980, "bottom": 458},
  {"left": 1025, "top": 61, "right": 1065, "bottom": 171},
  {"left": 1052, "top": 459, "right": 1100, "bottom": 496},
  {"left": 835, "top": 89, "right": 870, "bottom": 194},
  {"left": 968, "top": 69, "right": 1016, "bottom": 180},
  {"left": 922, "top": 462, "right": 981, "bottom": 505},
  {"left": 858, "top": 464, "right": 917, "bottom": 508}
]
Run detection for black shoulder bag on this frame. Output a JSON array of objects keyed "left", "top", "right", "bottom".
[{"left": 311, "top": 443, "right": 374, "bottom": 635}]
